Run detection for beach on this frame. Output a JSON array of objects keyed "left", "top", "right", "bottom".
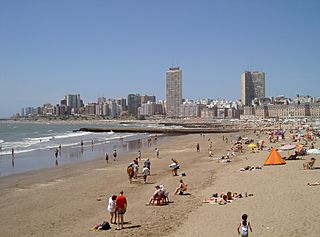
[{"left": 0, "top": 131, "right": 319, "bottom": 237}]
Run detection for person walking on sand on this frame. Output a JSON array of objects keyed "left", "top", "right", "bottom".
[
  {"left": 155, "top": 148, "right": 159, "bottom": 158},
  {"left": 113, "top": 150, "right": 117, "bottom": 161},
  {"left": 144, "top": 158, "right": 151, "bottom": 174},
  {"left": 142, "top": 165, "right": 150, "bottom": 183},
  {"left": 115, "top": 191, "right": 127, "bottom": 230},
  {"left": 107, "top": 195, "right": 117, "bottom": 224},
  {"left": 138, "top": 150, "right": 141, "bottom": 160},
  {"left": 237, "top": 214, "right": 252, "bottom": 237},
  {"left": 127, "top": 164, "right": 134, "bottom": 184},
  {"left": 105, "top": 153, "right": 109, "bottom": 163},
  {"left": 196, "top": 143, "right": 200, "bottom": 152}
]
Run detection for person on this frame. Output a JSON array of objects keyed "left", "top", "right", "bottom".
[
  {"left": 286, "top": 151, "right": 298, "bottom": 160},
  {"left": 132, "top": 160, "right": 139, "bottom": 179},
  {"left": 147, "top": 185, "right": 163, "bottom": 205},
  {"left": 58, "top": 144, "right": 62, "bottom": 157},
  {"left": 113, "top": 150, "right": 117, "bottom": 161},
  {"left": 226, "top": 191, "right": 233, "bottom": 200},
  {"left": 144, "top": 158, "right": 151, "bottom": 170},
  {"left": 237, "top": 214, "right": 252, "bottom": 237},
  {"left": 107, "top": 195, "right": 117, "bottom": 224},
  {"left": 155, "top": 148, "right": 159, "bottom": 158},
  {"left": 138, "top": 150, "right": 141, "bottom": 160},
  {"left": 105, "top": 153, "right": 109, "bottom": 163},
  {"left": 174, "top": 179, "right": 187, "bottom": 195},
  {"left": 307, "top": 182, "right": 320, "bottom": 186},
  {"left": 303, "top": 158, "right": 316, "bottom": 169},
  {"left": 160, "top": 185, "right": 169, "bottom": 203},
  {"left": 11, "top": 148, "right": 14, "bottom": 158},
  {"left": 115, "top": 191, "right": 127, "bottom": 230},
  {"left": 169, "top": 158, "right": 179, "bottom": 176},
  {"left": 127, "top": 164, "right": 134, "bottom": 184},
  {"left": 55, "top": 148, "right": 59, "bottom": 159},
  {"left": 142, "top": 165, "right": 150, "bottom": 183},
  {"left": 196, "top": 143, "right": 200, "bottom": 152},
  {"left": 80, "top": 140, "right": 84, "bottom": 146}
]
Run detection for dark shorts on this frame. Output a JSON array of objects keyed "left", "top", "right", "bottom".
[{"left": 116, "top": 208, "right": 126, "bottom": 215}]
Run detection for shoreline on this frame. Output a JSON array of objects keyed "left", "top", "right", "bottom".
[{"left": 0, "top": 131, "right": 165, "bottom": 177}]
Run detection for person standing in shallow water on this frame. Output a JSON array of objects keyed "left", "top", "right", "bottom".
[{"left": 55, "top": 148, "right": 59, "bottom": 159}]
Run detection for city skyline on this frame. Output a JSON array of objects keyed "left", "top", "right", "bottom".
[{"left": 1, "top": 1, "right": 320, "bottom": 118}]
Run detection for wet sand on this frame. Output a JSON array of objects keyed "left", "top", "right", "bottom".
[{"left": 0, "top": 131, "right": 319, "bottom": 237}]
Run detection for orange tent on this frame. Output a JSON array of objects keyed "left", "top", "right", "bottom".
[{"left": 264, "top": 148, "right": 286, "bottom": 165}]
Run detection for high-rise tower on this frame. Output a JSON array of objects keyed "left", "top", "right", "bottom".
[
  {"left": 241, "top": 71, "right": 265, "bottom": 105},
  {"left": 166, "top": 67, "right": 182, "bottom": 117}
]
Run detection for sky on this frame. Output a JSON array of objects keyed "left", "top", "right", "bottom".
[{"left": 0, "top": 0, "right": 320, "bottom": 118}]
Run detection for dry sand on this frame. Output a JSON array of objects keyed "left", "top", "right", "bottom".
[{"left": 0, "top": 132, "right": 319, "bottom": 237}]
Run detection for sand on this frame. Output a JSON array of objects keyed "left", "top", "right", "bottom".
[{"left": 0, "top": 131, "right": 319, "bottom": 237}]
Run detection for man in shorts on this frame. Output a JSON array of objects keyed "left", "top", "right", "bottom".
[{"left": 115, "top": 191, "right": 127, "bottom": 230}]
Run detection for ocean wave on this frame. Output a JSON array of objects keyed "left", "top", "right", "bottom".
[
  {"left": 54, "top": 131, "right": 91, "bottom": 139},
  {"left": 23, "top": 131, "right": 92, "bottom": 143},
  {"left": 0, "top": 139, "right": 4, "bottom": 143},
  {"left": 0, "top": 132, "right": 142, "bottom": 156}
]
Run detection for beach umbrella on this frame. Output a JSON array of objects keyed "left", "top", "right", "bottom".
[
  {"left": 279, "top": 144, "right": 296, "bottom": 151},
  {"left": 247, "top": 143, "right": 257, "bottom": 148},
  {"left": 306, "top": 149, "right": 320, "bottom": 155}
]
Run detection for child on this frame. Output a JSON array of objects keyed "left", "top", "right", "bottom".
[
  {"left": 107, "top": 195, "right": 117, "bottom": 224},
  {"left": 237, "top": 214, "right": 252, "bottom": 237}
]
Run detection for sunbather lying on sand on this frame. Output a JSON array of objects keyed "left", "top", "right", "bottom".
[
  {"left": 204, "top": 192, "right": 248, "bottom": 204},
  {"left": 307, "top": 182, "right": 320, "bottom": 186},
  {"left": 239, "top": 166, "right": 262, "bottom": 171}
]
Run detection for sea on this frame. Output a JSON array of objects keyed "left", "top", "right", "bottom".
[{"left": 0, "top": 121, "right": 163, "bottom": 177}]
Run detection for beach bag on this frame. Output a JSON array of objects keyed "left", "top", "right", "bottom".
[{"left": 100, "top": 221, "right": 111, "bottom": 230}]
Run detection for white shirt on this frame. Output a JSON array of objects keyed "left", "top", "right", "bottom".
[
  {"left": 107, "top": 197, "right": 116, "bottom": 213},
  {"left": 142, "top": 167, "right": 150, "bottom": 176}
]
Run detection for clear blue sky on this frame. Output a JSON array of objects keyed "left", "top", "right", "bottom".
[{"left": 1, "top": 0, "right": 320, "bottom": 118}]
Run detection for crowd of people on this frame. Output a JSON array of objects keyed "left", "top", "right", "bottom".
[{"left": 100, "top": 127, "right": 319, "bottom": 234}]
